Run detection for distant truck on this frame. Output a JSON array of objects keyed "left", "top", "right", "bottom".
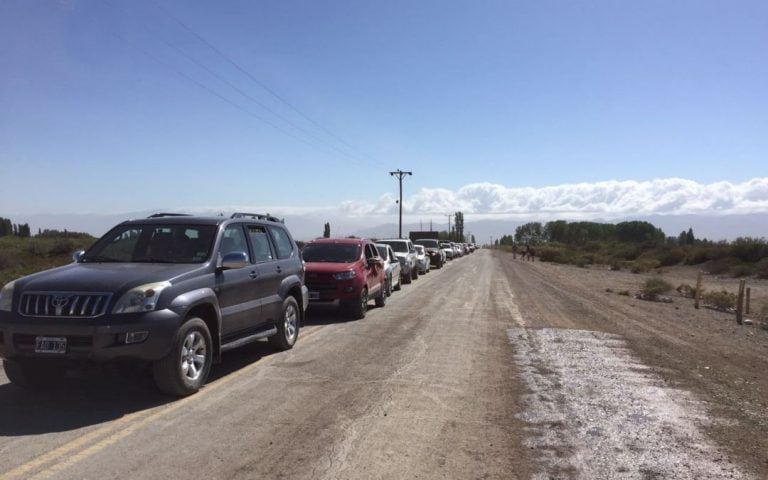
[{"left": 408, "top": 231, "right": 439, "bottom": 242}]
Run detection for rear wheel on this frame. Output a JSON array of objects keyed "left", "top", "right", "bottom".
[
  {"left": 269, "top": 296, "right": 300, "bottom": 350},
  {"left": 3, "top": 359, "right": 67, "bottom": 389},
  {"left": 153, "top": 317, "right": 212, "bottom": 397}
]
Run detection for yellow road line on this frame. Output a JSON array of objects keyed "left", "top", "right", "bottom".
[{"left": 0, "top": 325, "right": 324, "bottom": 480}]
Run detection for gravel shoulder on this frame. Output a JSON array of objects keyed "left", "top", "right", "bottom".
[{"left": 499, "top": 251, "right": 768, "bottom": 478}]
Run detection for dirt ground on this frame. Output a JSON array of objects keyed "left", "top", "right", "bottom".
[{"left": 500, "top": 252, "right": 768, "bottom": 478}]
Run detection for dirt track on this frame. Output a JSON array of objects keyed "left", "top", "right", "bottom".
[{"left": 0, "top": 250, "right": 766, "bottom": 479}]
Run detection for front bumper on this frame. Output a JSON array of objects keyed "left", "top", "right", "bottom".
[{"left": 0, "top": 308, "right": 182, "bottom": 362}]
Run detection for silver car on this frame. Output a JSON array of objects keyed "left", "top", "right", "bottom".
[
  {"left": 414, "top": 245, "right": 430, "bottom": 275},
  {"left": 376, "top": 243, "right": 402, "bottom": 296}
]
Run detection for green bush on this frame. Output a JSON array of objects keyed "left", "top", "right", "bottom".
[
  {"left": 630, "top": 258, "right": 660, "bottom": 273},
  {"left": 537, "top": 245, "right": 566, "bottom": 263},
  {"left": 704, "top": 257, "right": 740, "bottom": 275},
  {"left": 640, "top": 277, "right": 673, "bottom": 298},
  {"left": 702, "top": 290, "right": 737, "bottom": 310},
  {"left": 24, "top": 240, "right": 51, "bottom": 256},
  {"left": 755, "top": 258, "right": 768, "bottom": 279},
  {"left": 728, "top": 264, "right": 754, "bottom": 278},
  {"left": 49, "top": 238, "right": 76, "bottom": 256},
  {"left": 656, "top": 247, "right": 686, "bottom": 266}
]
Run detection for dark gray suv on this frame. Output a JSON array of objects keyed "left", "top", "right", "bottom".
[{"left": 0, "top": 213, "right": 308, "bottom": 396}]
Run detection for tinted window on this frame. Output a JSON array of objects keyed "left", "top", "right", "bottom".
[
  {"left": 83, "top": 224, "right": 215, "bottom": 263},
  {"left": 268, "top": 226, "right": 294, "bottom": 259},
  {"left": 376, "top": 245, "right": 388, "bottom": 259},
  {"left": 248, "top": 225, "right": 274, "bottom": 263},
  {"left": 302, "top": 244, "right": 360, "bottom": 263},
  {"left": 380, "top": 240, "right": 408, "bottom": 253},
  {"left": 415, "top": 239, "right": 439, "bottom": 248},
  {"left": 220, "top": 225, "right": 250, "bottom": 262}
]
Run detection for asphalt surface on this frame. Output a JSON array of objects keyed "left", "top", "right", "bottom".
[{"left": 0, "top": 250, "right": 757, "bottom": 479}]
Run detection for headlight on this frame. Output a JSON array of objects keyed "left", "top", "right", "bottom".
[
  {"left": 333, "top": 270, "right": 357, "bottom": 280},
  {"left": 113, "top": 281, "right": 171, "bottom": 314},
  {"left": 0, "top": 281, "right": 15, "bottom": 312}
]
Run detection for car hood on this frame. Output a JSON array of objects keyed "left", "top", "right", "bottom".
[{"left": 16, "top": 262, "right": 206, "bottom": 293}]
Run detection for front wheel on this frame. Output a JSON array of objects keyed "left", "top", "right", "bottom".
[
  {"left": 375, "top": 284, "right": 386, "bottom": 308},
  {"left": 269, "top": 296, "right": 300, "bottom": 350},
  {"left": 153, "top": 317, "right": 212, "bottom": 397},
  {"left": 348, "top": 288, "right": 368, "bottom": 320}
]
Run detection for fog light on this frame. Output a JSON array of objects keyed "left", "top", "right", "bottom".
[
  {"left": 343, "top": 286, "right": 354, "bottom": 293},
  {"left": 125, "top": 331, "right": 149, "bottom": 344}
]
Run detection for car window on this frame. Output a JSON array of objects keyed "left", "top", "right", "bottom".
[
  {"left": 268, "top": 226, "right": 294, "bottom": 259},
  {"left": 364, "top": 244, "right": 376, "bottom": 260},
  {"left": 94, "top": 228, "right": 141, "bottom": 261},
  {"left": 220, "top": 225, "right": 250, "bottom": 262},
  {"left": 302, "top": 243, "right": 360, "bottom": 263},
  {"left": 381, "top": 240, "right": 407, "bottom": 253},
  {"left": 376, "top": 245, "right": 388, "bottom": 259},
  {"left": 83, "top": 224, "right": 215, "bottom": 263},
  {"left": 247, "top": 225, "right": 274, "bottom": 263}
]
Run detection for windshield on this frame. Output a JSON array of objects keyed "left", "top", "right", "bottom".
[
  {"left": 440, "top": 243, "right": 452, "bottom": 248},
  {"left": 415, "top": 239, "right": 439, "bottom": 248},
  {"left": 415, "top": 246, "right": 425, "bottom": 254},
  {"left": 379, "top": 240, "right": 408, "bottom": 253},
  {"left": 302, "top": 243, "right": 361, "bottom": 263},
  {"left": 82, "top": 224, "right": 216, "bottom": 264}
]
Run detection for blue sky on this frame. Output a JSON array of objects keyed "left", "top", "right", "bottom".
[{"left": 1, "top": 0, "right": 767, "bottom": 221}]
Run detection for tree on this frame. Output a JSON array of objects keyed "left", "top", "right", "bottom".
[
  {"left": 514, "top": 222, "right": 544, "bottom": 244},
  {"left": 615, "top": 221, "right": 665, "bottom": 244},
  {"left": 685, "top": 228, "right": 695, "bottom": 245},
  {"left": 323, "top": 222, "right": 331, "bottom": 238},
  {"left": 453, "top": 211, "right": 464, "bottom": 242}
]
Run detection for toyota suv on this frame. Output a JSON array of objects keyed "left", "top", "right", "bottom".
[
  {"left": 302, "top": 237, "right": 386, "bottom": 319},
  {"left": 0, "top": 213, "right": 308, "bottom": 396}
]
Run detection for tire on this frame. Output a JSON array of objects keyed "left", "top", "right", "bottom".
[
  {"left": 348, "top": 288, "right": 368, "bottom": 320},
  {"left": 153, "top": 317, "right": 212, "bottom": 397},
  {"left": 402, "top": 270, "right": 412, "bottom": 284},
  {"left": 393, "top": 275, "right": 401, "bottom": 291},
  {"left": 385, "top": 274, "right": 392, "bottom": 297},
  {"left": 3, "top": 359, "right": 67, "bottom": 389},
  {"left": 412, "top": 267, "right": 419, "bottom": 280},
  {"left": 269, "top": 296, "right": 300, "bottom": 351},
  {"left": 375, "top": 284, "right": 386, "bottom": 308}
]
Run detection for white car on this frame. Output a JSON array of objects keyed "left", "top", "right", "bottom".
[
  {"left": 414, "top": 245, "right": 430, "bottom": 274},
  {"left": 440, "top": 242, "right": 454, "bottom": 260},
  {"left": 376, "top": 243, "right": 402, "bottom": 295}
]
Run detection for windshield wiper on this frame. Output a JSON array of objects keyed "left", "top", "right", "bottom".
[
  {"left": 81, "top": 255, "right": 120, "bottom": 263},
  {"left": 134, "top": 257, "right": 176, "bottom": 263}
]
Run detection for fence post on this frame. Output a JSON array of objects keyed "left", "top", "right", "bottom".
[
  {"left": 746, "top": 287, "right": 751, "bottom": 315},
  {"left": 694, "top": 271, "right": 703, "bottom": 309},
  {"left": 736, "top": 279, "right": 746, "bottom": 325}
]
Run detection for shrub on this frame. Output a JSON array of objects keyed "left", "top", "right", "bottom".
[
  {"left": 728, "top": 264, "right": 754, "bottom": 278},
  {"left": 25, "top": 240, "right": 51, "bottom": 256},
  {"left": 702, "top": 290, "right": 737, "bottom": 310},
  {"left": 49, "top": 238, "right": 76, "bottom": 256},
  {"left": 755, "top": 258, "right": 768, "bottom": 279},
  {"left": 0, "top": 250, "right": 22, "bottom": 270},
  {"left": 630, "top": 258, "right": 660, "bottom": 273},
  {"left": 617, "top": 290, "right": 630, "bottom": 296},
  {"left": 656, "top": 247, "right": 686, "bottom": 267},
  {"left": 640, "top": 277, "right": 673, "bottom": 299},
  {"left": 537, "top": 245, "right": 566, "bottom": 263},
  {"left": 704, "top": 257, "right": 740, "bottom": 275}
]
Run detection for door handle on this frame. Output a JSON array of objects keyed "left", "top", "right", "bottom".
[
  {"left": 249, "top": 271, "right": 258, "bottom": 279},
  {"left": 276, "top": 266, "right": 283, "bottom": 274}
]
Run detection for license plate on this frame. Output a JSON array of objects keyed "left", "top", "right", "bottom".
[
  {"left": 35, "top": 336, "right": 67, "bottom": 354},
  {"left": 309, "top": 291, "right": 320, "bottom": 300}
]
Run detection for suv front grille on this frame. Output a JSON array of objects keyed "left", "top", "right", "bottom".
[{"left": 19, "top": 292, "right": 112, "bottom": 318}]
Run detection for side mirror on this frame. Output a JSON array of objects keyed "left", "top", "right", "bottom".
[
  {"left": 218, "top": 252, "right": 249, "bottom": 270},
  {"left": 367, "top": 257, "right": 380, "bottom": 268},
  {"left": 72, "top": 250, "right": 85, "bottom": 263}
]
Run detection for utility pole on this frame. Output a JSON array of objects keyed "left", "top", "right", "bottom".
[
  {"left": 390, "top": 169, "right": 412, "bottom": 238},
  {"left": 446, "top": 214, "right": 452, "bottom": 241}
]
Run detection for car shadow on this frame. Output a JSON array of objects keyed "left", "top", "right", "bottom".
[
  {"left": 0, "top": 341, "right": 284, "bottom": 436},
  {"left": 303, "top": 302, "right": 352, "bottom": 325}
]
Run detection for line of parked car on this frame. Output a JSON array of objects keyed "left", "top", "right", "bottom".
[
  {"left": 301, "top": 236, "right": 476, "bottom": 320},
  {"left": 0, "top": 211, "right": 476, "bottom": 397}
]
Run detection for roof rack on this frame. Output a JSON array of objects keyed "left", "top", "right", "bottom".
[
  {"left": 147, "top": 213, "right": 193, "bottom": 218},
  {"left": 230, "top": 212, "right": 284, "bottom": 223}
]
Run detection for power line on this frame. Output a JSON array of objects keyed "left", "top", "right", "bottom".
[
  {"left": 149, "top": 0, "right": 386, "bottom": 168},
  {"left": 390, "top": 169, "right": 412, "bottom": 238},
  {"left": 101, "top": 0, "right": 380, "bottom": 167}
]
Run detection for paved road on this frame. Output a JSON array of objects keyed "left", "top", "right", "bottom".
[{"left": 0, "top": 250, "right": 757, "bottom": 479}]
